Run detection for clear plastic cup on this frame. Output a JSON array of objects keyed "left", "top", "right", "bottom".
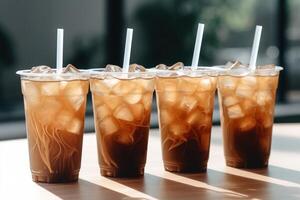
[
  {"left": 155, "top": 67, "right": 218, "bottom": 172},
  {"left": 17, "top": 69, "right": 89, "bottom": 183},
  {"left": 217, "top": 66, "right": 283, "bottom": 168},
  {"left": 89, "top": 69, "right": 155, "bottom": 177}
]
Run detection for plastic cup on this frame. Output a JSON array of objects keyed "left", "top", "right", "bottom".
[
  {"left": 90, "top": 69, "right": 155, "bottom": 177},
  {"left": 217, "top": 66, "right": 282, "bottom": 168},
  {"left": 155, "top": 67, "right": 218, "bottom": 172},
  {"left": 17, "top": 69, "right": 89, "bottom": 183}
]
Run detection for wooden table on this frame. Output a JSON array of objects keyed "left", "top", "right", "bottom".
[{"left": 1, "top": 124, "right": 300, "bottom": 199}]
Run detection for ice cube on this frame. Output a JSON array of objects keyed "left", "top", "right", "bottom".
[
  {"left": 159, "top": 109, "right": 174, "bottom": 125},
  {"left": 227, "top": 105, "right": 244, "bottom": 119},
  {"left": 21, "top": 81, "right": 40, "bottom": 106},
  {"left": 163, "top": 80, "right": 178, "bottom": 92},
  {"left": 242, "top": 99, "right": 255, "bottom": 112},
  {"left": 56, "top": 110, "right": 74, "bottom": 129},
  {"left": 239, "top": 117, "right": 256, "bottom": 132},
  {"left": 113, "top": 105, "right": 134, "bottom": 121},
  {"left": 155, "top": 64, "right": 168, "bottom": 70},
  {"left": 105, "top": 64, "right": 122, "bottom": 72},
  {"left": 103, "top": 78, "right": 119, "bottom": 88},
  {"left": 63, "top": 81, "right": 87, "bottom": 96},
  {"left": 104, "top": 96, "right": 122, "bottom": 110},
  {"left": 187, "top": 109, "right": 211, "bottom": 126},
  {"left": 235, "top": 85, "right": 254, "bottom": 98},
  {"left": 218, "top": 77, "right": 236, "bottom": 91},
  {"left": 225, "top": 60, "right": 241, "bottom": 69},
  {"left": 258, "top": 77, "right": 278, "bottom": 90},
  {"left": 155, "top": 78, "right": 177, "bottom": 92},
  {"left": 224, "top": 96, "right": 239, "bottom": 107},
  {"left": 92, "top": 94, "right": 104, "bottom": 107},
  {"left": 37, "top": 98, "right": 62, "bottom": 124},
  {"left": 41, "top": 82, "right": 60, "bottom": 96},
  {"left": 67, "top": 96, "right": 85, "bottom": 111},
  {"left": 63, "top": 64, "right": 80, "bottom": 73},
  {"left": 196, "top": 92, "right": 212, "bottom": 111},
  {"left": 67, "top": 118, "right": 83, "bottom": 134},
  {"left": 100, "top": 117, "right": 119, "bottom": 135},
  {"left": 229, "top": 67, "right": 251, "bottom": 76},
  {"left": 139, "top": 79, "right": 154, "bottom": 92},
  {"left": 112, "top": 81, "right": 136, "bottom": 95},
  {"left": 178, "top": 78, "right": 198, "bottom": 93},
  {"left": 163, "top": 92, "right": 177, "bottom": 105},
  {"left": 179, "top": 95, "right": 198, "bottom": 112},
  {"left": 124, "top": 87, "right": 143, "bottom": 104},
  {"left": 31, "top": 65, "right": 53, "bottom": 73},
  {"left": 198, "top": 77, "right": 212, "bottom": 91},
  {"left": 169, "top": 123, "right": 190, "bottom": 136},
  {"left": 21, "top": 80, "right": 39, "bottom": 95},
  {"left": 240, "top": 76, "right": 257, "bottom": 87},
  {"left": 59, "top": 81, "right": 69, "bottom": 90},
  {"left": 168, "top": 62, "right": 184, "bottom": 70},
  {"left": 96, "top": 104, "right": 111, "bottom": 121},
  {"left": 90, "top": 80, "right": 111, "bottom": 94},
  {"left": 130, "top": 103, "right": 145, "bottom": 122},
  {"left": 256, "top": 91, "right": 273, "bottom": 106},
  {"left": 187, "top": 110, "right": 202, "bottom": 125},
  {"left": 129, "top": 64, "right": 146, "bottom": 72}
]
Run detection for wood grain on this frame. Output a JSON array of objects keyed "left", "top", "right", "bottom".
[{"left": 0, "top": 124, "right": 300, "bottom": 199}]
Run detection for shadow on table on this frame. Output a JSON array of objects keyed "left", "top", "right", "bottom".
[
  {"left": 38, "top": 179, "right": 128, "bottom": 200},
  {"left": 109, "top": 173, "right": 246, "bottom": 200},
  {"left": 244, "top": 165, "right": 300, "bottom": 185},
  {"left": 179, "top": 169, "right": 300, "bottom": 200}
]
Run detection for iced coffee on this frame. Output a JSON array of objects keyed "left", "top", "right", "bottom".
[
  {"left": 90, "top": 64, "right": 155, "bottom": 177},
  {"left": 155, "top": 63, "right": 217, "bottom": 172},
  {"left": 17, "top": 65, "right": 89, "bottom": 183},
  {"left": 218, "top": 62, "right": 282, "bottom": 168}
]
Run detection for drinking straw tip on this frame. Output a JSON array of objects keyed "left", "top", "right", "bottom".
[
  {"left": 122, "top": 28, "right": 134, "bottom": 72},
  {"left": 249, "top": 25, "right": 263, "bottom": 71},
  {"left": 191, "top": 23, "right": 205, "bottom": 69},
  {"left": 56, "top": 28, "right": 64, "bottom": 73}
]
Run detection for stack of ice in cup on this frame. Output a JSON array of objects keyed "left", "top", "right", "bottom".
[
  {"left": 22, "top": 64, "right": 88, "bottom": 135},
  {"left": 218, "top": 61, "right": 278, "bottom": 132},
  {"left": 154, "top": 61, "right": 217, "bottom": 172},
  {"left": 91, "top": 64, "right": 154, "bottom": 145}
]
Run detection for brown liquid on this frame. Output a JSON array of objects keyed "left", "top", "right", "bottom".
[
  {"left": 90, "top": 77, "right": 154, "bottom": 177},
  {"left": 22, "top": 79, "right": 88, "bottom": 182},
  {"left": 218, "top": 75, "right": 279, "bottom": 168},
  {"left": 155, "top": 76, "right": 217, "bottom": 172}
]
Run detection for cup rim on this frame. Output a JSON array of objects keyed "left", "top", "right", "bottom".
[
  {"left": 212, "top": 65, "right": 283, "bottom": 76},
  {"left": 88, "top": 68, "right": 156, "bottom": 75},
  {"left": 16, "top": 69, "right": 90, "bottom": 78},
  {"left": 213, "top": 65, "right": 283, "bottom": 71},
  {"left": 154, "top": 66, "right": 222, "bottom": 71}
]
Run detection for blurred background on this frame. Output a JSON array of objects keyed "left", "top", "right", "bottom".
[{"left": 0, "top": 0, "right": 299, "bottom": 139}]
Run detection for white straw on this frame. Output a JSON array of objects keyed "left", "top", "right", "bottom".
[
  {"left": 249, "top": 25, "right": 262, "bottom": 71},
  {"left": 56, "top": 28, "right": 64, "bottom": 73},
  {"left": 122, "top": 28, "right": 133, "bottom": 73},
  {"left": 191, "top": 23, "right": 205, "bottom": 70}
]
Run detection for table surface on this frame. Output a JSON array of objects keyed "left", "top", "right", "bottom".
[{"left": 1, "top": 124, "right": 300, "bottom": 200}]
